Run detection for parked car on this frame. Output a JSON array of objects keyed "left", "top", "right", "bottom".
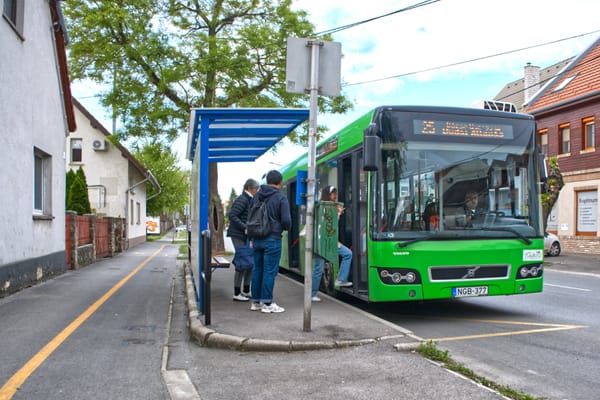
[
  {"left": 544, "top": 232, "right": 561, "bottom": 256},
  {"left": 175, "top": 224, "right": 187, "bottom": 233}
]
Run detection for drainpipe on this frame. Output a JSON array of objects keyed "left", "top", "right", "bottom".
[{"left": 145, "top": 170, "right": 161, "bottom": 201}]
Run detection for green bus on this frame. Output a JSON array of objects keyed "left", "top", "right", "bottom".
[{"left": 278, "top": 105, "right": 545, "bottom": 302}]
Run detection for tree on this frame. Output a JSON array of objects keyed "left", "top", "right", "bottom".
[
  {"left": 67, "top": 173, "right": 92, "bottom": 215},
  {"left": 64, "top": 0, "right": 353, "bottom": 251},
  {"left": 66, "top": 169, "right": 76, "bottom": 206},
  {"left": 133, "top": 142, "right": 189, "bottom": 216},
  {"left": 541, "top": 157, "right": 564, "bottom": 232},
  {"left": 225, "top": 187, "right": 238, "bottom": 226}
]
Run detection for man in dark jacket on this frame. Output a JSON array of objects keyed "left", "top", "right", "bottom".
[
  {"left": 248, "top": 170, "right": 291, "bottom": 313},
  {"left": 227, "top": 178, "right": 259, "bottom": 301}
]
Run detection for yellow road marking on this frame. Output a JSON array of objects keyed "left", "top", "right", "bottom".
[
  {"left": 0, "top": 245, "right": 165, "bottom": 400},
  {"left": 423, "top": 316, "right": 587, "bottom": 343},
  {"left": 430, "top": 325, "right": 586, "bottom": 342}
]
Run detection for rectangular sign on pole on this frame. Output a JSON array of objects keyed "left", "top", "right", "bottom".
[
  {"left": 285, "top": 36, "right": 342, "bottom": 332},
  {"left": 285, "top": 37, "right": 341, "bottom": 97}
]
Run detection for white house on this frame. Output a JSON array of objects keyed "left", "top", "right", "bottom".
[
  {"left": 68, "top": 98, "right": 160, "bottom": 248},
  {"left": 0, "top": 0, "right": 76, "bottom": 296}
]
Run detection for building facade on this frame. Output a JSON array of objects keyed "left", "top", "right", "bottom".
[
  {"left": 69, "top": 99, "right": 160, "bottom": 248},
  {"left": 0, "top": 0, "right": 77, "bottom": 296},
  {"left": 525, "top": 36, "right": 600, "bottom": 254}
]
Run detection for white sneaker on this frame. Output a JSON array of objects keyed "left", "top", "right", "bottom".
[
  {"left": 311, "top": 296, "right": 321, "bottom": 302},
  {"left": 261, "top": 302, "right": 285, "bottom": 313},
  {"left": 335, "top": 280, "right": 352, "bottom": 287},
  {"left": 250, "top": 302, "right": 262, "bottom": 311},
  {"left": 233, "top": 293, "right": 249, "bottom": 302},
  {"left": 242, "top": 292, "right": 251, "bottom": 298}
]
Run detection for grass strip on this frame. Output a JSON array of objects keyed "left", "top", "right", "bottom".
[{"left": 417, "top": 341, "right": 544, "bottom": 400}]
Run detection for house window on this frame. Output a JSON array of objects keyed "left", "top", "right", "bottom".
[
  {"left": 583, "top": 117, "right": 595, "bottom": 150},
  {"left": 3, "top": 0, "right": 24, "bottom": 37},
  {"left": 33, "top": 148, "right": 52, "bottom": 216},
  {"left": 71, "top": 138, "right": 83, "bottom": 163},
  {"left": 538, "top": 129, "right": 548, "bottom": 157},
  {"left": 558, "top": 124, "right": 570, "bottom": 154},
  {"left": 136, "top": 202, "right": 141, "bottom": 225}
]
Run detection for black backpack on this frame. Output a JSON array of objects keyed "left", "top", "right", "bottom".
[{"left": 246, "top": 197, "right": 272, "bottom": 239}]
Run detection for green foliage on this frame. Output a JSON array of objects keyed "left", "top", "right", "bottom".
[
  {"left": 133, "top": 142, "right": 189, "bottom": 215},
  {"left": 66, "top": 169, "right": 76, "bottom": 206},
  {"left": 225, "top": 187, "right": 238, "bottom": 225},
  {"left": 63, "top": 0, "right": 353, "bottom": 145},
  {"left": 67, "top": 173, "right": 92, "bottom": 215},
  {"left": 63, "top": 0, "right": 354, "bottom": 251}
]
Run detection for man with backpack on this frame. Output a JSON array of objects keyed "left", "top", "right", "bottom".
[{"left": 247, "top": 170, "right": 291, "bottom": 313}]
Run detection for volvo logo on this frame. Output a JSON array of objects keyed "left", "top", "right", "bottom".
[{"left": 462, "top": 266, "right": 481, "bottom": 279}]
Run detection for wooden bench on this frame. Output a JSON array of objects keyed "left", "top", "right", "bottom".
[{"left": 211, "top": 255, "right": 230, "bottom": 269}]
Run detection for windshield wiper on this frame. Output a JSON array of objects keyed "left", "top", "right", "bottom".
[
  {"left": 396, "top": 234, "right": 438, "bottom": 248},
  {"left": 481, "top": 227, "right": 532, "bottom": 245}
]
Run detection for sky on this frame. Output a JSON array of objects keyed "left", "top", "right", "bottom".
[{"left": 72, "top": 0, "right": 600, "bottom": 200}]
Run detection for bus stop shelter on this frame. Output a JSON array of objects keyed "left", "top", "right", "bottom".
[{"left": 186, "top": 108, "right": 309, "bottom": 319}]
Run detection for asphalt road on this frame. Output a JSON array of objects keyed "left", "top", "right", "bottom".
[
  {"left": 0, "top": 243, "right": 177, "bottom": 400},
  {"left": 361, "top": 262, "right": 600, "bottom": 400},
  {"left": 1, "top": 240, "right": 597, "bottom": 400}
]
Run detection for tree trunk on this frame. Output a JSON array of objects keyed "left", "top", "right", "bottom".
[
  {"left": 208, "top": 163, "right": 225, "bottom": 254},
  {"left": 542, "top": 157, "right": 564, "bottom": 232}
]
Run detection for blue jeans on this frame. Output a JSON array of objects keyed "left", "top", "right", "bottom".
[
  {"left": 312, "top": 256, "right": 325, "bottom": 297},
  {"left": 337, "top": 244, "right": 352, "bottom": 282},
  {"left": 251, "top": 237, "right": 282, "bottom": 304}
]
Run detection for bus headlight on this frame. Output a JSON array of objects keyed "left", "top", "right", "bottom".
[
  {"left": 377, "top": 268, "right": 421, "bottom": 285},
  {"left": 516, "top": 264, "right": 543, "bottom": 279}
]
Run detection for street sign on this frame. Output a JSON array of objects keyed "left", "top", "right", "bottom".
[{"left": 285, "top": 37, "right": 341, "bottom": 97}]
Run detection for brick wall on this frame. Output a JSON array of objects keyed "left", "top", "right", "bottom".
[{"left": 559, "top": 236, "right": 600, "bottom": 255}]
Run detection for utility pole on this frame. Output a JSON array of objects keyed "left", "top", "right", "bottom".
[{"left": 286, "top": 37, "right": 341, "bottom": 332}]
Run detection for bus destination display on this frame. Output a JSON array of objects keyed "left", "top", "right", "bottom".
[{"left": 414, "top": 119, "right": 514, "bottom": 139}]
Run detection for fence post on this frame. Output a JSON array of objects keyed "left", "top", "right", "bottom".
[
  {"left": 86, "top": 214, "right": 97, "bottom": 263},
  {"left": 66, "top": 211, "right": 79, "bottom": 270},
  {"left": 108, "top": 217, "right": 116, "bottom": 257}
]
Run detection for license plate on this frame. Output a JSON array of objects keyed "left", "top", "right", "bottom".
[{"left": 452, "top": 286, "right": 488, "bottom": 297}]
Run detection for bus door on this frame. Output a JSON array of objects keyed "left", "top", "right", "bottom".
[
  {"left": 338, "top": 150, "right": 369, "bottom": 298},
  {"left": 286, "top": 180, "right": 301, "bottom": 271}
]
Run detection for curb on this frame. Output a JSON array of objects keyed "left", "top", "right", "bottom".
[{"left": 182, "top": 263, "right": 386, "bottom": 352}]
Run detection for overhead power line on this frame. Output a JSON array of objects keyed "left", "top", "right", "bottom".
[
  {"left": 343, "top": 29, "right": 600, "bottom": 88},
  {"left": 315, "top": 0, "right": 440, "bottom": 36}
]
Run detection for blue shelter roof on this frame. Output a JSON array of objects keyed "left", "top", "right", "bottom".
[{"left": 187, "top": 108, "right": 309, "bottom": 163}]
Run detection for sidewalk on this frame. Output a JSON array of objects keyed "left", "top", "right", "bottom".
[
  {"left": 172, "top": 249, "right": 599, "bottom": 400},
  {"left": 543, "top": 252, "right": 600, "bottom": 274},
  {"left": 182, "top": 260, "right": 421, "bottom": 352}
]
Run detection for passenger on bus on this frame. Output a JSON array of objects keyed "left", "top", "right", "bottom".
[{"left": 319, "top": 185, "right": 352, "bottom": 288}]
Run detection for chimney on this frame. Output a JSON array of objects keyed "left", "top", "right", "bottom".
[{"left": 524, "top": 62, "right": 540, "bottom": 103}]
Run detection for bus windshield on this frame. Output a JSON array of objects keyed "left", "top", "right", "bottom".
[{"left": 371, "top": 109, "right": 543, "bottom": 241}]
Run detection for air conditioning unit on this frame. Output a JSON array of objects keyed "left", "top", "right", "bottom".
[{"left": 92, "top": 139, "right": 107, "bottom": 151}]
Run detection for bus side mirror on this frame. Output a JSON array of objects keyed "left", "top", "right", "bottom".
[
  {"left": 539, "top": 152, "right": 548, "bottom": 194},
  {"left": 363, "top": 124, "right": 381, "bottom": 171}
]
